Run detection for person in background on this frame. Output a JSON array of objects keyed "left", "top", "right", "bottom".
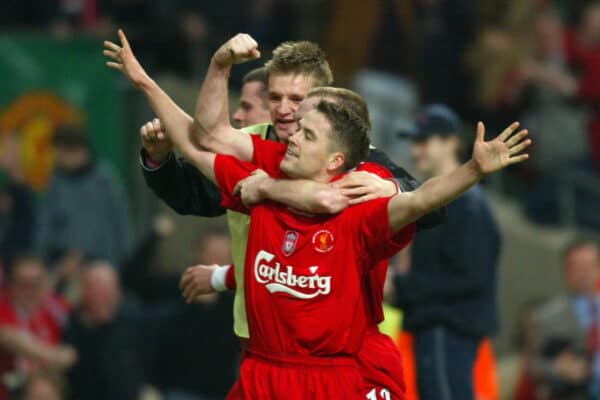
[
  {"left": 394, "top": 104, "right": 501, "bottom": 400},
  {"left": 21, "top": 370, "right": 67, "bottom": 400},
  {"left": 154, "top": 227, "right": 237, "bottom": 400},
  {"left": 232, "top": 67, "right": 271, "bottom": 129},
  {"left": 532, "top": 239, "right": 600, "bottom": 399},
  {"left": 0, "top": 134, "right": 36, "bottom": 278},
  {"left": 0, "top": 256, "right": 72, "bottom": 398},
  {"left": 36, "top": 124, "right": 133, "bottom": 269}
]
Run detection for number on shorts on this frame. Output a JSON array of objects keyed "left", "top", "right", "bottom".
[{"left": 366, "top": 388, "right": 391, "bottom": 400}]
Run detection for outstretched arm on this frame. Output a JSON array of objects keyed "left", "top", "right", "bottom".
[
  {"left": 104, "top": 30, "right": 202, "bottom": 165},
  {"left": 388, "top": 122, "right": 531, "bottom": 233},
  {"left": 192, "top": 34, "right": 261, "bottom": 161}
]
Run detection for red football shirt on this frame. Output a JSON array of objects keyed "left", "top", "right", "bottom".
[
  {"left": 0, "top": 293, "right": 68, "bottom": 397},
  {"left": 214, "top": 152, "right": 413, "bottom": 357},
  {"left": 250, "top": 135, "right": 409, "bottom": 326}
]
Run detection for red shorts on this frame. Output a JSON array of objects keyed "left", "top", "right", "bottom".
[
  {"left": 226, "top": 349, "right": 364, "bottom": 400},
  {"left": 357, "top": 328, "right": 406, "bottom": 400}
]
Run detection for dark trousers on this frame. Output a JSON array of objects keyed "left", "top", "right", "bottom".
[{"left": 414, "top": 326, "right": 480, "bottom": 400}]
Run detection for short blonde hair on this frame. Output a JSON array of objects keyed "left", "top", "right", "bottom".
[{"left": 265, "top": 41, "right": 333, "bottom": 87}]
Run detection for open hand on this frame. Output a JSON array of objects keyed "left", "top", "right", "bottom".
[
  {"left": 472, "top": 121, "right": 531, "bottom": 175},
  {"left": 213, "top": 33, "right": 261, "bottom": 68},
  {"left": 104, "top": 29, "right": 151, "bottom": 88},
  {"left": 332, "top": 171, "right": 397, "bottom": 205}
]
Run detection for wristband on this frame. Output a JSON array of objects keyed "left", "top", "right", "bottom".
[{"left": 210, "top": 265, "right": 231, "bottom": 292}]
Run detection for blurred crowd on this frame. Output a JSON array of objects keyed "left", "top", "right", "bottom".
[
  {"left": 1, "top": 0, "right": 600, "bottom": 399},
  {"left": 0, "top": 124, "right": 238, "bottom": 399},
  {"left": 4, "top": 0, "right": 600, "bottom": 229}
]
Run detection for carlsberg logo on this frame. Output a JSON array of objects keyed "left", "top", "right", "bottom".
[{"left": 254, "top": 250, "right": 331, "bottom": 299}]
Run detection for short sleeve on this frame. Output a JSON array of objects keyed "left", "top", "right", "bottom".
[
  {"left": 251, "top": 135, "right": 287, "bottom": 177},
  {"left": 214, "top": 154, "right": 258, "bottom": 213},
  {"left": 346, "top": 197, "right": 415, "bottom": 263}
]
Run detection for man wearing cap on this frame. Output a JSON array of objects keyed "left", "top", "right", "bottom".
[{"left": 393, "top": 104, "right": 501, "bottom": 400}]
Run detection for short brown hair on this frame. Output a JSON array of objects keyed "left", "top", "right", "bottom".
[
  {"left": 308, "top": 87, "right": 371, "bottom": 132},
  {"left": 243, "top": 67, "right": 268, "bottom": 87},
  {"left": 265, "top": 41, "right": 333, "bottom": 87},
  {"left": 315, "top": 100, "right": 370, "bottom": 170}
]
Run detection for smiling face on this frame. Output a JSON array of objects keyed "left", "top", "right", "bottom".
[
  {"left": 280, "top": 109, "right": 344, "bottom": 182},
  {"left": 268, "top": 73, "right": 316, "bottom": 142}
]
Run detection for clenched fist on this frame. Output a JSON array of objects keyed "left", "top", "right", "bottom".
[
  {"left": 213, "top": 33, "right": 261, "bottom": 68},
  {"left": 140, "top": 118, "right": 173, "bottom": 164},
  {"left": 180, "top": 264, "right": 219, "bottom": 303}
]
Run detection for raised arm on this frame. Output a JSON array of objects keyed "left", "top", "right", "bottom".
[
  {"left": 104, "top": 30, "right": 195, "bottom": 157},
  {"left": 104, "top": 30, "right": 217, "bottom": 177},
  {"left": 192, "top": 34, "right": 261, "bottom": 161},
  {"left": 388, "top": 122, "right": 531, "bottom": 233}
]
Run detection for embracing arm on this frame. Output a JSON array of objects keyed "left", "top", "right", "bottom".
[
  {"left": 388, "top": 122, "right": 530, "bottom": 233},
  {"left": 258, "top": 177, "right": 349, "bottom": 214}
]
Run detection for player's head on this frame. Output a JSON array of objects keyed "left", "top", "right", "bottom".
[
  {"left": 400, "top": 104, "right": 463, "bottom": 178},
  {"left": 265, "top": 41, "right": 333, "bottom": 141},
  {"left": 233, "top": 67, "right": 270, "bottom": 128},
  {"left": 280, "top": 100, "right": 370, "bottom": 182},
  {"left": 563, "top": 239, "right": 600, "bottom": 297}
]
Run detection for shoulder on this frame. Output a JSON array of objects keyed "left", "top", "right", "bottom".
[
  {"left": 536, "top": 296, "right": 572, "bottom": 323},
  {"left": 241, "top": 123, "right": 272, "bottom": 137},
  {"left": 355, "top": 161, "right": 394, "bottom": 179}
]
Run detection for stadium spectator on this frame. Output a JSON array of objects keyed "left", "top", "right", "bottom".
[
  {"left": 36, "top": 124, "right": 133, "bottom": 269},
  {"left": 153, "top": 227, "right": 237, "bottom": 400},
  {"left": 565, "top": 1, "right": 600, "bottom": 175},
  {"left": 21, "top": 370, "right": 67, "bottom": 400},
  {"left": 532, "top": 239, "right": 600, "bottom": 398},
  {"left": 394, "top": 104, "right": 501, "bottom": 400},
  {"left": 0, "top": 256, "right": 71, "bottom": 398},
  {"left": 0, "top": 134, "right": 36, "bottom": 276},
  {"left": 63, "top": 261, "right": 163, "bottom": 400}
]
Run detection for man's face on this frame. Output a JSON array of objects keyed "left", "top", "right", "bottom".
[
  {"left": 82, "top": 267, "right": 121, "bottom": 326},
  {"left": 565, "top": 245, "right": 600, "bottom": 295},
  {"left": 268, "top": 73, "right": 315, "bottom": 142},
  {"left": 11, "top": 261, "right": 46, "bottom": 314},
  {"left": 280, "top": 109, "right": 338, "bottom": 180},
  {"left": 411, "top": 135, "right": 457, "bottom": 177},
  {"left": 54, "top": 145, "right": 90, "bottom": 172},
  {"left": 232, "top": 81, "right": 270, "bottom": 128}
]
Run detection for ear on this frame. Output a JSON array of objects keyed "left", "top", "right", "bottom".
[{"left": 327, "top": 151, "right": 346, "bottom": 173}]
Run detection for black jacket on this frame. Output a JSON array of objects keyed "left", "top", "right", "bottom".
[
  {"left": 141, "top": 147, "right": 446, "bottom": 230},
  {"left": 393, "top": 185, "right": 501, "bottom": 338}
]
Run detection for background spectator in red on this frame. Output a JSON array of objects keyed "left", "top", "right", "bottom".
[{"left": 0, "top": 256, "right": 71, "bottom": 397}]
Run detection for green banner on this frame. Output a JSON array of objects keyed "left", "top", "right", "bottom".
[{"left": 0, "top": 34, "right": 126, "bottom": 191}]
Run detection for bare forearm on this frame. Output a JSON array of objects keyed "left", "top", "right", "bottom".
[
  {"left": 139, "top": 78, "right": 195, "bottom": 149},
  {"left": 261, "top": 179, "right": 348, "bottom": 214},
  {"left": 0, "top": 328, "right": 62, "bottom": 363},
  {"left": 389, "top": 160, "right": 481, "bottom": 231},
  {"left": 191, "top": 59, "right": 253, "bottom": 159},
  {"left": 193, "top": 59, "right": 231, "bottom": 138}
]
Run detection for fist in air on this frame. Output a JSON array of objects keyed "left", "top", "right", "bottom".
[
  {"left": 140, "top": 118, "right": 173, "bottom": 164},
  {"left": 213, "top": 33, "right": 261, "bottom": 68}
]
